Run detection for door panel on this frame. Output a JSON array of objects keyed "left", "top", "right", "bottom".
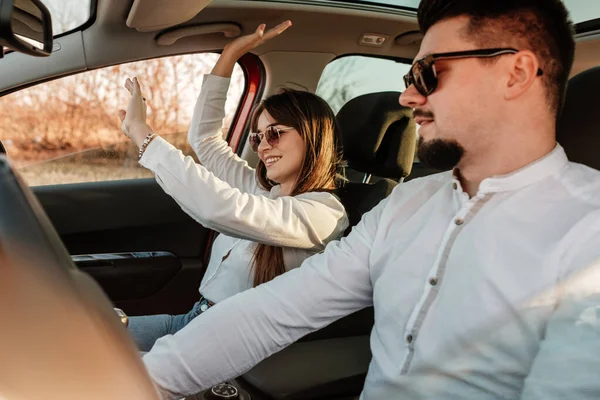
[
  {"left": 72, "top": 252, "right": 180, "bottom": 300},
  {"left": 33, "top": 178, "right": 210, "bottom": 315}
]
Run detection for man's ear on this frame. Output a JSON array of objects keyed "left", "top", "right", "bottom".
[{"left": 505, "top": 50, "right": 540, "bottom": 100}]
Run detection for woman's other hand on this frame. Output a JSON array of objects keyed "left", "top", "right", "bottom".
[
  {"left": 212, "top": 21, "right": 292, "bottom": 78},
  {"left": 223, "top": 20, "right": 292, "bottom": 59},
  {"left": 118, "top": 77, "right": 153, "bottom": 148}
]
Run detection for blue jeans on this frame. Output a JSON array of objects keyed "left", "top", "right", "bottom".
[{"left": 128, "top": 301, "right": 204, "bottom": 352}]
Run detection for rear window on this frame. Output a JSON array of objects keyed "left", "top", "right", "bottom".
[
  {"left": 317, "top": 56, "right": 414, "bottom": 182},
  {"left": 316, "top": 55, "right": 411, "bottom": 114}
]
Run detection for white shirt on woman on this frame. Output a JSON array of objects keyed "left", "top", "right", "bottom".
[
  {"left": 144, "top": 144, "right": 600, "bottom": 399},
  {"left": 139, "top": 74, "right": 349, "bottom": 303}
]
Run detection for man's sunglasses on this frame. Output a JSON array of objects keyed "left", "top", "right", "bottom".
[
  {"left": 403, "top": 48, "right": 544, "bottom": 97},
  {"left": 248, "top": 125, "right": 294, "bottom": 152}
]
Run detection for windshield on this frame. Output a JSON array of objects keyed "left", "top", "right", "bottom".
[
  {"left": 562, "top": 0, "right": 600, "bottom": 24},
  {"left": 42, "top": 0, "right": 92, "bottom": 36}
]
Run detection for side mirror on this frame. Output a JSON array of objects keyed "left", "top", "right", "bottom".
[{"left": 0, "top": 0, "right": 53, "bottom": 57}]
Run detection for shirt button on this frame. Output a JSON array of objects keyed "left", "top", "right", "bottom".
[
  {"left": 454, "top": 218, "right": 464, "bottom": 225},
  {"left": 453, "top": 182, "right": 458, "bottom": 190},
  {"left": 406, "top": 334, "right": 413, "bottom": 344},
  {"left": 429, "top": 277, "right": 438, "bottom": 286}
]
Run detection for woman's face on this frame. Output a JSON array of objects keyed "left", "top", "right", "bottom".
[{"left": 255, "top": 110, "right": 306, "bottom": 196}]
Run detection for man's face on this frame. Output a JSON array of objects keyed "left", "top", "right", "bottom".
[{"left": 400, "top": 17, "right": 506, "bottom": 170}]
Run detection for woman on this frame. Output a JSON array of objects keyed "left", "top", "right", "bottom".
[{"left": 118, "top": 21, "right": 349, "bottom": 351}]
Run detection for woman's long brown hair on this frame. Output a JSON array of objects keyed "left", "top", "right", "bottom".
[{"left": 249, "top": 88, "right": 343, "bottom": 287}]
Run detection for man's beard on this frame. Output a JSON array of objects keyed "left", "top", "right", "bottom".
[{"left": 417, "top": 137, "right": 465, "bottom": 171}]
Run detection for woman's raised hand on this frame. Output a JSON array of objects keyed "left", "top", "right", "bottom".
[
  {"left": 212, "top": 21, "right": 292, "bottom": 78},
  {"left": 223, "top": 20, "right": 292, "bottom": 59},
  {"left": 118, "top": 77, "right": 153, "bottom": 147}
]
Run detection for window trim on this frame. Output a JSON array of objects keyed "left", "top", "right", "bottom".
[
  {"left": 323, "top": 52, "right": 413, "bottom": 70},
  {"left": 575, "top": 18, "right": 600, "bottom": 34},
  {"left": 229, "top": 52, "right": 266, "bottom": 155}
]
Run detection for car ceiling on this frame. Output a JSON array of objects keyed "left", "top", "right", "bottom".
[{"left": 87, "top": 0, "right": 419, "bottom": 65}]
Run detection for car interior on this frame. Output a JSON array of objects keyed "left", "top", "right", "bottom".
[{"left": 1, "top": 0, "right": 600, "bottom": 399}]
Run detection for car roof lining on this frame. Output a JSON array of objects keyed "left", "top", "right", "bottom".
[{"left": 85, "top": 0, "right": 419, "bottom": 66}]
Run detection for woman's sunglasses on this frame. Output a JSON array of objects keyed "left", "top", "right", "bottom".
[
  {"left": 403, "top": 48, "right": 544, "bottom": 97},
  {"left": 248, "top": 125, "right": 294, "bottom": 152}
]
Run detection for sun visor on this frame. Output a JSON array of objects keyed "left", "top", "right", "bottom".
[{"left": 126, "top": 0, "right": 213, "bottom": 32}]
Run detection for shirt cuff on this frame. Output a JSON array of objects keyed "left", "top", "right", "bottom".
[{"left": 138, "top": 136, "right": 172, "bottom": 170}]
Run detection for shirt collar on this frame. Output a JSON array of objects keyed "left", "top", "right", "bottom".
[
  {"left": 269, "top": 184, "right": 281, "bottom": 199},
  {"left": 452, "top": 144, "right": 568, "bottom": 194}
]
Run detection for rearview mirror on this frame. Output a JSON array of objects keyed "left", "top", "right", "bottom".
[{"left": 0, "top": 0, "right": 53, "bottom": 57}]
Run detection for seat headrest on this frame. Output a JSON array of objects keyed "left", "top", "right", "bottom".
[
  {"left": 557, "top": 66, "right": 600, "bottom": 171},
  {"left": 336, "top": 92, "right": 417, "bottom": 179}
]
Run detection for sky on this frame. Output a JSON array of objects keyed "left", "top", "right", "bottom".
[{"left": 562, "top": 1, "right": 600, "bottom": 24}]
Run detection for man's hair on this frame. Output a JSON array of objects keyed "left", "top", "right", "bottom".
[{"left": 418, "top": 0, "right": 575, "bottom": 115}]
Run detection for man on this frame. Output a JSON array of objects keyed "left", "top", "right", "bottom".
[{"left": 144, "top": 0, "right": 600, "bottom": 398}]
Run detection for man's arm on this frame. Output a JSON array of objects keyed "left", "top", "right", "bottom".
[
  {"left": 520, "top": 260, "right": 600, "bottom": 399},
  {"left": 142, "top": 197, "right": 387, "bottom": 399},
  {"left": 521, "top": 218, "right": 600, "bottom": 399}
]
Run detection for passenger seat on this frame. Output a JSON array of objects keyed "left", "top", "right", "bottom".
[
  {"left": 557, "top": 66, "right": 600, "bottom": 171},
  {"left": 335, "top": 91, "right": 417, "bottom": 232}
]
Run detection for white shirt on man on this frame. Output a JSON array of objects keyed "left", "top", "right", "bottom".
[{"left": 144, "top": 144, "right": 600, "bottom": 399}]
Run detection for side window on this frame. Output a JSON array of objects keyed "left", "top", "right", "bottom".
[
  {"left": 316, "top": 55, "right": 411, "bottom": 114},
  {"left": 316, "top": 55, "right": 413, "bottom": 181},
  {"left": 0, "top": 54, "right": 245, "bottom": 186}
]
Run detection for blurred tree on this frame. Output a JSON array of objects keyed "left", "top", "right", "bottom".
[
  {"left": 0, "top": 54, "right": 244, "bottom": 168},
  {"left": 315, "top": 57, "right": 359, "bottom": 114}
]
